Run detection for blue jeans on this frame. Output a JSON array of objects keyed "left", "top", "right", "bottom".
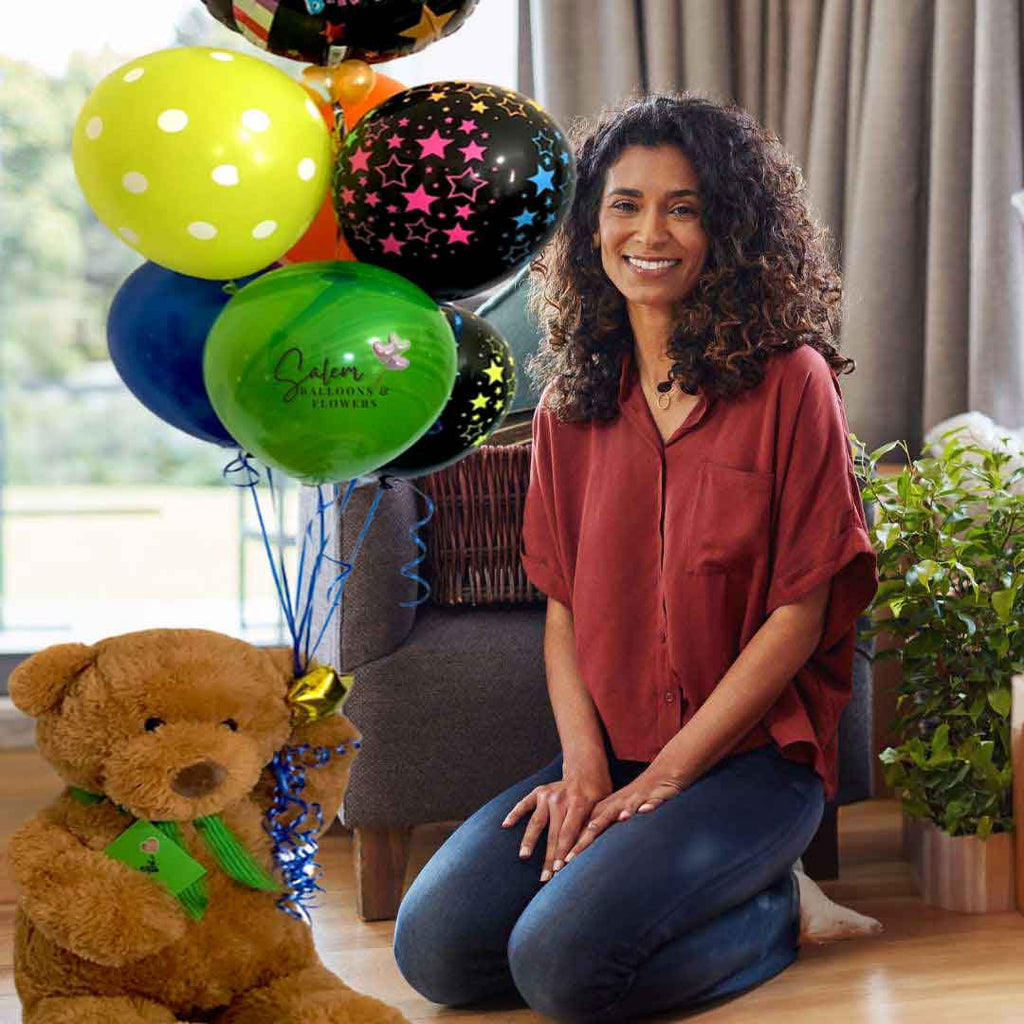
[{"left": 393, "top": 743, "right": 824, "bottom": 1023}]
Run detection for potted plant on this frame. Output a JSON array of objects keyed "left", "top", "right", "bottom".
[{"left": 853, "top": 427, "right": 1021, "bottom": 912}]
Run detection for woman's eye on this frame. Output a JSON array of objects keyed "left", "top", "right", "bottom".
[
  {"left": 611, "top": 200, "right": 637, "bottom": 212},
  {"left": 222, "top": 719, "right": 239, "bottom": 732},
  {"left": 672, "top": 206, "right": 696, "bottom": 217},
  {"left": 144, "top": 717, "right": 165, "bottom": 732}
]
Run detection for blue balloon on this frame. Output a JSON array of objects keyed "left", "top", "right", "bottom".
[{"left": 106, "top": 262, "right": 271, "bottom": 447}]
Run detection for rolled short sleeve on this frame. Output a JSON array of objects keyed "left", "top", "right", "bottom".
[
  {"left": 766, "top": 353, "right": 878, "bottom": 650},
  {"left": 520, "top": 400, "right": 572, "bottom": 606}
]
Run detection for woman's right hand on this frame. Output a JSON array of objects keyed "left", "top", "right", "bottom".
[{"left": 501, "top": 762, "right": 614, "bottom": 882}]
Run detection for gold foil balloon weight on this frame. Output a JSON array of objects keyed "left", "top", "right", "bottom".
[
  {"left": 287, "top": 666, "right": 353, "bottom": 725},
  {"left": 329, "top": 60, "right": 377, "bottom": 107}
]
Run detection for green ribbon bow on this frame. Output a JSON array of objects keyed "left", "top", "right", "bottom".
[{"left": 69, "top": 787, "right": 278, "bottom": 920}]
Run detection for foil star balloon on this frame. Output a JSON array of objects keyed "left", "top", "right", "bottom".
[
  {"left": 334, "top": 81, "right": 576, "bottom": 300},
  {"left": 201, "top": 0, "right": 479, "bottom": 66},
  {"left": 287, "top": 665, "right": 354, "bottom": 725}
]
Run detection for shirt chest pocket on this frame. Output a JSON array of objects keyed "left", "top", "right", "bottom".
[{"left": 683, "top": 459, "right": 773, "bottom": 575}]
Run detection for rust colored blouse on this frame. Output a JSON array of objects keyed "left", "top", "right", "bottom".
[{"left": 519, "top": 344, "right": 878, "bottom": 801}]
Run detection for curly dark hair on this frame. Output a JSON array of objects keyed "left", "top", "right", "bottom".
[{"left": 526, "top": 92, "right": 853, "bottom": 422}]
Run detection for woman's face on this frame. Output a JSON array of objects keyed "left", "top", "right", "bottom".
[{"left": 594, "top": 144, "right": 709, "bottom": 312}]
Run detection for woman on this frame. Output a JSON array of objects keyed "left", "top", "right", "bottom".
[{"left": 393, "top": 93, "right": 880, "bottom": 1022}]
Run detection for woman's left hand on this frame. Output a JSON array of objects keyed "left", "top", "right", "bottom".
[{"left": 560, "top": 767, "right": 685, "bottom": 866}]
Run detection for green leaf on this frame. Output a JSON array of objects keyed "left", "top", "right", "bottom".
[
  {"left": 903, "top": 796, "right": 931, "bottom": 818},
  {"left": 898, "top": 473, "right": 912, "bottom": 503},
  {"left": 875, "top": 522, "right": 900, "bottom": 550},
  {"left": 938, "top": 763, "right": 971, "bottom": 791},
  {"left": 968, "top": 696, "right": 988, "bottom": 723},
  {"left": 987, "top": 688, "right": 1012, "bottom": 718},
  {"left": 869, "top": 441, "right": 901, "bottom": 463},
  {"left": 875, "top": 579, "right": 906, "bottom": 602},
  {"left": 970, "top": 741, "right": 996, "bottom": 771},
  {"left": 992, "top": 588, "right": 1017, "bottom": 622},
  {"left": 931, "top": 723, "right": 950, "bottom": 755},
  {"left": 906, "top": 559, "right": 940, "bottom": 590},
  {"left": 977, "top": 816, "right": 994, "bottom": 840}
]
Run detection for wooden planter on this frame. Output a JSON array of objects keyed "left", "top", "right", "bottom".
[
  {"left": 1013, "top": 674, "right": 1024, "bottom": 913},
  {"left": 903, "top": 812, "right": 1015, "bottom": 913}
]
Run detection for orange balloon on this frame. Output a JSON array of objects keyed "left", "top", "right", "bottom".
[
  {"left": 282, "top": 89, "right": 343, "bottom": 264},
  {"left": 284, "top": 73, "right": 405, "bottom": 264},
  {"left": 335, "top": 233, "right": 357, "bottom": 262},
  {"left": 342, "top": 72, "right": 406, "bottom": 131},
  {"left": 281, "top": 194, "right": 336, "bottom": 264}
]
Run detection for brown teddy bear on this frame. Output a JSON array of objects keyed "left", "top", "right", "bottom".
[{"left": 8, "top": 628, "right": 410, "bottom": 1024}]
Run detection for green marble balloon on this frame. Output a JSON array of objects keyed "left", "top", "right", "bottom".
[{"left": 203, "top": 261, "right": 457, "bottom": 483}]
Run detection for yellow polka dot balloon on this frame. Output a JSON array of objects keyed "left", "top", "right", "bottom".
[{"left": 72, "top": 47, "right": 332, "bottom": 280}]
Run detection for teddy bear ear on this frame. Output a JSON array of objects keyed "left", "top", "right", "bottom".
[
  {"left": 263, "top": 646, "right": 302, "bottom": 687},
  {"left": 9, "top": 643, "right": 97, "bottom": 717}
]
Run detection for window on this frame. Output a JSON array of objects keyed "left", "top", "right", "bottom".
[{"left": 0, "top": 0, "right": 517, "bottom": 653}]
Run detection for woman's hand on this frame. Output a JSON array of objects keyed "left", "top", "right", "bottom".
[
  {"left": 501, "top": 762, "right": 613, "bottom": 882},
  {"left": 562, "top": 767, "right": 685, "bottom": 864}
]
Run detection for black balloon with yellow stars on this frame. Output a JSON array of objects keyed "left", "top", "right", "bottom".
[
  {"left": 334, "top": 81, "right": 576, "bottom": 301},
  {"left": 202, "top": 0, "right": 479, "bottom": 66},
  {"left": 376, "top": 306, "right": 516, "bottom": 479}
]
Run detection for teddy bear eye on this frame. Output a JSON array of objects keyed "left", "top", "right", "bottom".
[
  {"left": 222, "top": 718, "right": 239, "bottom": 732},
  {"left": 144, "top": 717, "right": 165, "bottom": 732}
]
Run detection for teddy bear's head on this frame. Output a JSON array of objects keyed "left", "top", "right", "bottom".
[{"left": 9, "top": 628, "right": 296, "bottom": 821}]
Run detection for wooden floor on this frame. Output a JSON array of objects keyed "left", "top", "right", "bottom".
[{"left": 1, "top": 750, "right": 1022, "bottom": 1023}]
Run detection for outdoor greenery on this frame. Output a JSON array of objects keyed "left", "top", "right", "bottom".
[
  {"left": 0, "top": 10, "right": 282, "bottom": 485},
  {"left": 854, "top": 429, "right": 1022, "bottom": 839}
]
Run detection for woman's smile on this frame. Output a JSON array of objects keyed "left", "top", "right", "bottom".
[{"left": 623, "top": 255, "right": 683, "bottom": 277}]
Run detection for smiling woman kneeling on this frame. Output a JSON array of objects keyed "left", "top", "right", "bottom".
[{"left": 392, "top": 92, "right": 881, "bottom": 1024}]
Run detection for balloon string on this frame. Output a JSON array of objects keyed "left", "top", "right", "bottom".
[
  {"left": 394, "top": 477, "right": 435, "bottom": 608},
  {"left": 223, "top": 454, "right": 300, "bottom": 666},
  {"left": 308, "top": 478, "right": 387, "bottom": 659},
  {"left": 264, "top": 466, "right": 301, "bottom": 673},
  {"left": 296, "top": 481, "right": 358, "bottom": 667},
  {"left": 224, "top": 456, "right": 395, "bottom": 670}
]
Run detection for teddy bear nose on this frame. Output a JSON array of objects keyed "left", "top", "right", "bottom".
[{"left": 171, "top": 760, "right": 227, "bottom": 798}]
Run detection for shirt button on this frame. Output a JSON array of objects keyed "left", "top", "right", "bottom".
[{"left": 664, "top": 691, "right": 674, "bottom": 703}]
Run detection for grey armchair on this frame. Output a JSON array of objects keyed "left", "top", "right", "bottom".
[{"left": 306, "top": 271, "right": 876, "bottom": 922}]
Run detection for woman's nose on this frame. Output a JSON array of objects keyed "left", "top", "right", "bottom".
[{"left": 634, "top": 209, "right": 671, "bottom": 247}]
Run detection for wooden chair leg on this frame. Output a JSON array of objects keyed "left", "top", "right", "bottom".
[
  {"left": 801, "top": 804, "right": 839, "bottom": 881},
  {"left": 354, "top": 825, "right": 413, "bottom": 922}
]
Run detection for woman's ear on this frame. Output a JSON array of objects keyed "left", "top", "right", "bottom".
[
  {"left": 9, "top": 643, "right": 96, "bottom": 717},
  {"left": 592, "top": 231, "right": 600, "bottom": 250}
]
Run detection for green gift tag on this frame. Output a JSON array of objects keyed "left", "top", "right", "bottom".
[{"left": 105, "top": 819, "right": 206, "bottom": 897}]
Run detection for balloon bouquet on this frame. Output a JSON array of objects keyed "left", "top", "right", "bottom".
[{"left": 71, "top": 1, "right": 576, "bottom": 918}]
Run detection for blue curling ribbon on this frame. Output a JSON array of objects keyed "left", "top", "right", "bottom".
[
  {"left": 391, "top": 476, "right": 435, "bottom": 608},
  {"left": 264, "top": 737, "right": 363, "bottom": 923}
]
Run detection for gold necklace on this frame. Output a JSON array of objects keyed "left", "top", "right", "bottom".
[{"left": 643, "top": 371, "right": 675, "bottom": 411}]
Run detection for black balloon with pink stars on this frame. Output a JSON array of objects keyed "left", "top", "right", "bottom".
[{"left": 333, "top": 81, "right": 576, "bottom": 301}]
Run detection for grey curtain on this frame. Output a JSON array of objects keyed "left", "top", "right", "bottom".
[{"left": 520, "top": 0, "right": 1024, "bottom": 454}]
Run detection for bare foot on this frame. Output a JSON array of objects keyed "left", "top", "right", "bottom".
[{"left": 794, "top": 862, "right": 883, "bottom": 944}]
